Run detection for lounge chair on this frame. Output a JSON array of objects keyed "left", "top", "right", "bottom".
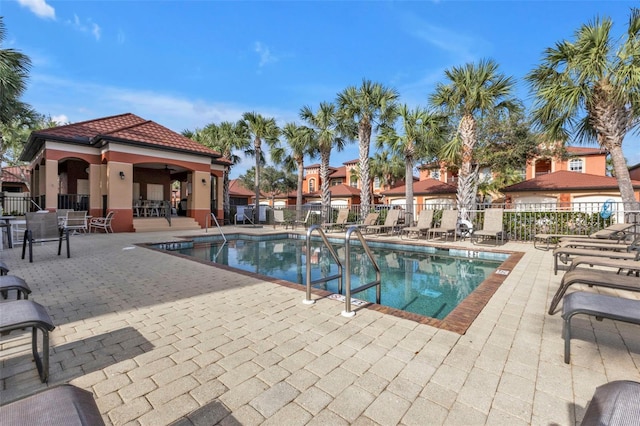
[
  {"left": 293, "top": 210, "right": 312, "bottom": 229},
  {"left": 552, "top": 238, "right": 639, "bottom": 274},
  {"left": 89, "top": 211, "right": 116, "bottom": 233},
  {"left": 354, "top": 212, "right": 379, "bottom": 230},
  {"left": 562, "top": 291, "right": 640, "bottom": 363},
  {"left": 22, "top": 212, "right": 70, "bottom": 263},
  {"left": 428, "top": 210, "right": 458, "bottom": 242},
  {"left": 365, "top": 209, "right": 401, "bottom": 236},
  {"left": 567, "top": 255, "right": 640, "bottom": 274},
  {"left": 401, "top": 209, "right": 434, "bottom": 239},
  {"left": 581, "top": 380, "right": 640, "bottom": 426},
  {"left": 0, "top": 384, "right": 105, "bottom": 425},
  {"left": 0, "top": 300, "right": 56, "bottom": 382},
  {"left": 534, "top": 222, "right": 634, "bottom": 250},
  {"left": 321, "top": 209, "right": 350, "bottom": 233},
  {"left": 0, "top": 275, "right": 32, "bottom": 300},
  {"left": 471, "top": 208, "right": 505, "bottom": 246},
  {"left": 548, "top": 268, "right": 640, "bottom": 314},
  {"left": 0, "top": 260, "right": 8, "bottom": 275},
  {"left": 273, "top": 209, "right": 292, "bottom": 229}
]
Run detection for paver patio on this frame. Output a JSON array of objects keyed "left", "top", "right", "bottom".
[{"left": 1, "top": 226, "right": 639, "bottom": 425}]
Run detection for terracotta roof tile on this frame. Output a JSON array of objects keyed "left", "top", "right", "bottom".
[
  {"left": 32, "top": 113, "right": 221, "bottom": 157},
  {"left": 329, "top": 166, "right": 347, "bottom": 178},
  {"left": 381, "top": 178, "right": 457, "bottom": 196},
  {"left": 1, "top": 166, "right": 30, "bottom": 183},
  {"left": 565, "top": 146, "right": 606, "bottom": 156},
  {"left": 503, "top": 170, "right": 640, "bottom": 192},
  {"left": 307, "top": 184, "right": 361, "bottom": 197},
  {"left": 229, "top": 179, "right": 256, "bottom": 197}
]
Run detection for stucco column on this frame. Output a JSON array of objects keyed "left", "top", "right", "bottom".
[
  {"left": 88, "top": 164, "right": 102, "bottom": 216},
  {"left": 106, "top": 162, "right": 133, "bottom": 232},
  {"left": 44, "top": 159, "right": 58, "bottom": 211},
  {"left": 190, "top": 171, "right": 211, "bottom": 227}
]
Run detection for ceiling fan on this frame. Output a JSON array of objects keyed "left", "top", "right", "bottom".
[{"left": 164, "top": 164, "right": 177, "bottom": 172}]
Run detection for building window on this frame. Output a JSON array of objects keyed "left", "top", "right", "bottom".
[
  {"left": 569, "top": 159, "right": 584, "bottom": 173},
  {"left": 373, "top": 177, "right": 380, "bottom": 189},
  {"left": 350, "top": 177, "right": 358, "bottom": 187},
  {"left": 332, "top": 179, "right": 343, "bottom": 186},
  {"left": 308, "top": 178, "right": 315, "bottom": 192},
  {"left": 430, "top": 170, "right": 440, "bottom": 180}
]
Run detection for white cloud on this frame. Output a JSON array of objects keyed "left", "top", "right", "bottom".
[
  {"left": 254, "top": 41, "right": 277, "bottom": 67},
  {"left": 17, "top": 0, "right": 55, "bottom": 20},
  {"left": 65, "top": 14, "right": 102, "bottom": 41},
  {"left": 51, "top": 114, "right": 68, "bottom": 125}
]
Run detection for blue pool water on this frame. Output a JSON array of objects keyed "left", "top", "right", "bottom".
[{"left": 154, "top": 234, "right": 508, "bottom": 320}]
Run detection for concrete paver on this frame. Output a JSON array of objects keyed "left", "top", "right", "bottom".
[{"left": 1, "top": 226, "right": 640, "bottom": 425}]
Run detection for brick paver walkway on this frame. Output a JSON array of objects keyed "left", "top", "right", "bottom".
[{"left": 1, "top": 227, "right": 639, "bottom": 425}]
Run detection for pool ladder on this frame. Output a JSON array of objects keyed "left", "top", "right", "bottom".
[{"left": 303, "top": 225, "right": 381, "bottom": 317}]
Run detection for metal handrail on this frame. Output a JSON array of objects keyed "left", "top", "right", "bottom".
[
  {"left": 342, "top": 226, "right": 381, "bottom": 317},
  {"left": 206, "top": 213, "right": 227, "bottom": 243},
  {"left": 303, "top": 225, "right": 343, "bottom": 305}
]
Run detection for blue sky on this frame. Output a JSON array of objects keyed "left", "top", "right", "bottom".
[{"left": 3, "top": 0, "right": 640, "bottom": 178}]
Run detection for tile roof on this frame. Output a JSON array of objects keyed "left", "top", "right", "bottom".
[
  {"left": 229, "top": 179, "right": 257, "bottom": 197},
  {"left": 307, "top": 184, "right": 361, "bottom": 197},
  {"left": 565, "top": 146, "right": 606, "bottom": 156},
  {"left": 503, "top": 170, "right": 640, "bottom": 192},
  {"left": 1, "top": 166, "right": 30, "bottom": 183},
  {"left": 381, "top": 178, "right": 457, "bottom": 195},
  {"left": 329, "top": 166, "right": 347, "bottom": 178},
  {"left": 29, "top": 113, "right": 222, "bottom": 158}
]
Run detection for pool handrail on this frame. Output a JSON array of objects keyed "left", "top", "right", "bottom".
[
  {"left": 206, "top": 213, "right": 227, "bottom": 243},
  {"left": 303, "top": 225, "right": 343, "bottom": 305},
  {"left": 343, "top": 226, "right": 381, "bottom": 317}
]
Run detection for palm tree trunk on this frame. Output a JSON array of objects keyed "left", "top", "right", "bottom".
[
  {"left": 608, "top": 144, "right": 638, "bottom": 209},
  {"left": 457, "top": 115, "right": 477, "bottom": 221},
  {"left": 296, "top": 159, "right": 304, "bottom": 218},
  {"left": 320, "top": 150, "right": 331, "bottom": 222},
  {"left": 405, "top": 156, "right": 414, "bottom": 222},
  {"left": 223, "top": 168, "right": 230, "bottom": 220},
  {"left": 359, "top": 122, "right": 372, "bottom": 217}
]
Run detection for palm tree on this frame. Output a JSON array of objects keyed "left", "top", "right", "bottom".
[
  {"left": 240, "top": 112, "right": 280, "bottom": 222},
  {"left": 430, "top": 60, "right": 516, "bottom": 220},
  {"left": 0, "top": 17, "right": 33, "bottom": 126},
  {"left": 526, "top": 9, "right": 640, "bottom": 208},
  {"left": 300, "top": 102, "right": 347, "bottom": 222},
  {"left": 370, "top": 150, "right": 404, "bottom": 191},
  {"left": 279, "top": 122, "right": 317, "bottom": 218},
  {"left": 377, "top": 104, "right": 446, "bottom": 219},
  {"left": 337, "top": 80, "right": 399, "bottom": 216}
]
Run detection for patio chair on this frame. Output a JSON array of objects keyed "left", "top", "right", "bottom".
[
  {"left": 89, "top": 211, "right": 116, "bottom": 233},
  {"left": 553, "top": 237, "right": 640, "bottom": 274},
  {"left": 562, "top": 291, "right": 640, "bottom": 363},
  {"left": 581, "top": 380, "right": 640, "bottom": 426},
  {"left": 428, "top": 210, "right": 458, "bottom": 242},
  {"left": 321, "top": 209, "right": 350, "bottom": 233},
  {"left": 471, "top": 208, "right": 505, "bottom": 246},
  {"left": 534, "top": 222, "right": 634, "bottom": 250},
  {"left": 567, "top": 255, "right": 640, "bottom": 274},
  {"left": 365, "top": 209, "right": 401, "bottom": 235},
  {"left": 0, "top": 260, "right": 8, "bottom": 275},
  {"left": 0, "top": 300, "right": 56, "bottom": 382},
  {"left": 62, "top": 210, "right": 88, "bottom": 234},
  {"left": 354, "top": 212, "right": 380, "bottom": 230},
  {"left": 401, "top": 209, "right": 434, "bottom": 239},
  {"left": 0, "top": 384, "right": 105, "bottom": 425},
  {"left": 548, "top": 268, "right": 640, "bottom": 314},
  {"left": 0, "top": 275, "right": 32, "bottom": 300},
  {"left": 22, "top": 212, "right": 70, "bottom": 263}
]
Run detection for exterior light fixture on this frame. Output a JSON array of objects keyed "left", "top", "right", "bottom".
[
  {"left": 202, "top": 178, "right": 206, "bottom": 185},
  {"left": 119, "top": 171, "right": 125, "bottom": 180}
]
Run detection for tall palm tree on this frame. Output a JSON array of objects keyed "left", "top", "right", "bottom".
[
  {"left": 370, "top": 150, "right": 404, "bottom": 191},
  {"left": 430, "top": 60, "right": 516, "bottom": 220},
  {"left": 337, "top": 80, "right": 399, "bottom": 216},
  {"left": 240, "top": 112, "right": 280, "bottom": 222},
  {"left": 0, "top": 17, "right": 32, "bottom": 126},
  {"left": 526, "top": 9, "right": 640, "bottom": 208},
  {"left": 300, "top": 102, "right": 347, "bottom": 222},
  {"left": 377, "top": 104, "right": 446, "bottom": 219},
  {"left": 280, "top": 122, "right": 317, "bottom": 217}
]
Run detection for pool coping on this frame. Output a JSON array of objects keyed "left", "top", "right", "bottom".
[{"left": 141, "top": 233, "right": 524, "bottom": 335}]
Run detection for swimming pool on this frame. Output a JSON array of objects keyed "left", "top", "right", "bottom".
[{"left": 151, "top": 233, "right": 511, "bottom": 322}]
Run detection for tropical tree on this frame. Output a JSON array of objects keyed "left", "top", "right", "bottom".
[
  {"left": 526, "top": 9, "right": 640, "bottom": 208},
  {"left": 337, "top": 80, "right": 399, "bottom": 216},
  {"left": 430, "top": 60, "right": 516, "bottom": 220},
  {"left": 0, "top": 17, "right": 33, "bottom": 127},
  {"left": 377, "top": 104, "right": 447, "bottom": 219},
  {"left": 370, "top": 150, "right": 404, "bottom": 191},
  {"left": 239, "top": 166, "right": 296, "bottom": 206},
  {"left": 300, "top": 102, "right": 348, "bottom": 222},
  {"left": 240, "top": 112, "right": 280, "bottom": 222},
  {"left": 279, "top": 122, "right": 317, "bottom": 217},
  {"left": 191, "top": 121, "right": 251, "bottom": 220}
]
